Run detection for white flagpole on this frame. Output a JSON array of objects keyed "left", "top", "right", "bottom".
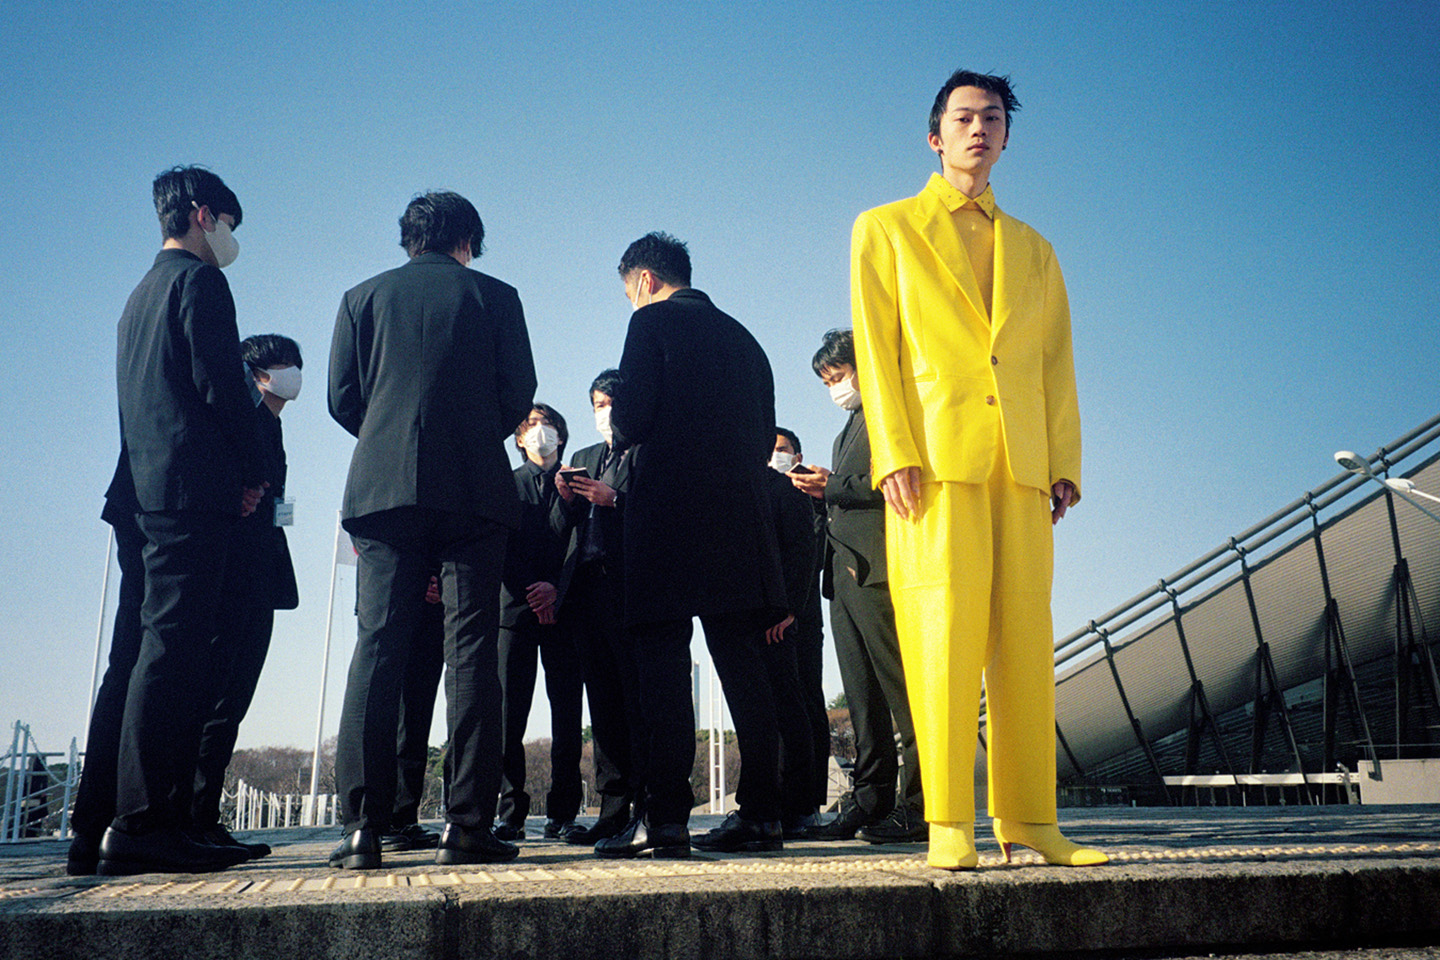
[
  {"left": 308, "top": 511, "right": 347, "bottom": 822},
  {"left": 84, "top": 527, "right": 116, "bottom": 751}
]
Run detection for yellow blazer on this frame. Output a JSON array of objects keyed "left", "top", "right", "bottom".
[{"left": 851, "top": 173, "right": 1081, "bottom": 500}]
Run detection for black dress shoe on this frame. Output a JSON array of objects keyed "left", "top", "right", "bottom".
[
  {"left": 199, "top": 823, "right": 271, "bottom": 858},
  {"left": 97, "top": 826, "right": 242, "bottom": 875},
  {"left": 692, "top": 812, "right": 783, "bottom": 853},
  {"left": 564, "top": 814, "right": 629, "bottom": 846},
  {"left": 381, "top": 822, "right": 441, "bottom": 851},
  {"left": 782, "top": 811, "right": 820, "bottom": 840},
  {"left": 802, "top": 801, "right": 879, "bottom": 841},
  {"left": 594, "top": 816, "right": 690, "bottom": 859},
  {"left": 858, "top": 803, "right": 929, "bottom": 843},
  {"left": 66, "top": 832, "right": 100, "bottom": 876},
  {"left": 492, "top": 821, "right": 526, "bottom": 842},
  {"left": 328, "top": 827, "right": 382, "bottom": 870},
  {"left": 543, "top": 819, "right": 585, "bottom": 841},
  {"left": 435, "top": 823, "right": 519, "bottom": 865}
]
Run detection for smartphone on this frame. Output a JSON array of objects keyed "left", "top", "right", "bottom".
[
  {"left": 559, "top": 467, "right": 591, "bottom": 482},
  {"left": 788, "top": 464, "right": 815, "bottom": 475}
]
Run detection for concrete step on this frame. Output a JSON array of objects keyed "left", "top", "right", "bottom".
[{"left": 1, "top": 807, "right": 1438, "bottom": 960}]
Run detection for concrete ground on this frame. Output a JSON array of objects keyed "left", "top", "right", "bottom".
[{"left": 0, "top": 805, "right": 1437, "bottom": 960}]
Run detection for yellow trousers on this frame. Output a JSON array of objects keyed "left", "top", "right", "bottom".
[{"left": 886, "top": 447, "right": 1057, "bottom": 826}]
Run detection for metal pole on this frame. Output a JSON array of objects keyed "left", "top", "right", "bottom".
[
  {"left": 85, "top": 527, "right": 115, "bottom": 751},
  {"left": 308, "top": 512, "right": 344, "bottom": 823},
  {"left": 60, "top": 737, "right": 76, "bottom": 838}
]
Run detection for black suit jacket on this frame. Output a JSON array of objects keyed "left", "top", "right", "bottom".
[
  {"left": 822, "top": 407, "right": 887, "bottom": 599},
  {"left": 556, "top": 440, "right": 634, "bottom": 596},
  {"left": 328, "top": 252, "right": 537, "bottom": 530},
  {"left": 766, "top": 469, "right": 821, "bottom": 619},
  {"left": 499, "top": 460, "right": 576, "bottom": 629},
  {"left": 227, "top": 406, "right": 299, "bottom": 610},
  {"left": 612, "top": 288, "right": 786, "bottom": 625},
  {"left": 116, "top": 249, "right": 264, "bottom": 515}
]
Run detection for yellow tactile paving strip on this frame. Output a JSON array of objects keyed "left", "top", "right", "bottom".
[{"left": 40, "top": 842, "right": 1440, "bottom": 900}]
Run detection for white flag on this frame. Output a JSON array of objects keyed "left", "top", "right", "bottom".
[{"left": 333, "top": 513, "right": 357, "bottom": 567}]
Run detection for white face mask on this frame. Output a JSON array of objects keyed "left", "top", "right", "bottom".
[
  {"left": 594, "top": 405, "right": 613, "bottom": 443},
  {"left": 522, "top": 423, "right": 560, "bottom": 457},
  {"left": 769, "top": 451, "right": 798, "bottom": 473},
  {"left": 259, "top": 366, "right": 302, "bottom": 401},
  {"left": 197, "top": 205, "right": 239, "bottom": 268},
  {"left": 829, "top": 375, "right": 861, "bottom": 411}
]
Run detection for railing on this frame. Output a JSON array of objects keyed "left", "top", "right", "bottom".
[
  {"left": 226, "top": 780, "right": 339, "bottom": 830},
  {"left": 1053, "top": 412, "right": 1440, "bottom": 678},
  {"left": 1, "top": 721, "right": 78, "bottom": 841}
]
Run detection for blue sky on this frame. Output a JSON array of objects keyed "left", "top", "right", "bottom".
[{"left": 1, "top": 1, "right": 1436, "bottom": 757}]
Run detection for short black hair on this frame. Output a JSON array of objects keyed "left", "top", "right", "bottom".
[
  {"left": 929, "top": 70, "right": 1020, "bottom": 138},
  {"left": 513, "top": 402, "right": 569, "bottom": 460},
  {"left": 590, "top": 368, "right": 623, "bottom": 402},
  {"left": 775, "top": 426, "right": 801, "bottom": 456},
  {"left": 153, "top": 165, "right": 242, "bottom": 240},
  {"left": 811, "top": 328, "right": 856, "bottom": 377},
  {"left": 399, "top": 191, "right": 485, "bottom": 259},
  {"left": 240, "top": 333, "right": 303, "bottom": 370},
  {"left": 617, "top": 232, "right": 691, "bottom": 288}
]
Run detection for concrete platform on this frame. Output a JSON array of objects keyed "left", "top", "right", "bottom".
[{"left": 1, "top": 806, "right": 1438, "bottom": 960}]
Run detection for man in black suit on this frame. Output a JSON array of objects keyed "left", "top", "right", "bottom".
[
  {"left": 596, "top": 233, "right": 789, "bottom": 859},
  {"left": 789, "top": 329, "right": 925, "bottom": 843},
  {"left": 770, "top": 427, "right": 831, "bottom": 830},
  {"left": 328, "top": 191, "right": 536, "bottom": 869},
  {"left": 555, "top": 369, "right": 643, "bottom": 846},
  {"left": 190, "top": 334, "right": 304, "bottom": 860},
  {"left": 97, "top": 166, "right": 267, "bottom": 876},
  {"left": 494, "top": 403, "right": 585, "bottom": 842}
]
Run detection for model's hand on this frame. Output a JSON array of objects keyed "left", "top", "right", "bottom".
[
  {"left": 1051, "top": 480, "right": 1076, "bottom": 525},
  {"left": 881, "top": 467, "right": 921, "bottom": 521},
  {"left": 788, "top": 465, "right": 830, "bottom": 499},
  {"left": 569, "top": 476, "right": 617, "bottom": 507},
  {"left": 240, "top": 482, "right": 269, "bottom": 517},
  {"left": 424, "top": 575, "right": 441, "bottom": 604},
  {"left": 765, "top": 614, "right": 794, "bottom": 644},
  {"left": 527, "top": 581, "right": 558, "bottom": 624},
  {"left": 554, "top": 469, "right": 576, "bottom": 503}
]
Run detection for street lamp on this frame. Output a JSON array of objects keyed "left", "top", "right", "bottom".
[
  {"left": 1384, "top": 477, "right": 1440, "bottom": 524},
  {"left": 1334, "top": 450, "right": 1440, "bottom": 524}
]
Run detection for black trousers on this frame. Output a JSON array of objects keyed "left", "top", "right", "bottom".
[
  {"left": 394, "top": 598, "right": 445, "bottom": 827},
  {"left": 567, "top": 560, "right": 643, "bottom": 823},
  {"left": 496, "top": 617, "right": 584, "bottom": 824},
  {"left": 191, "top": 602, "right": 274, "bottom": 826},
  {"left": 71, "top": 516, "right": 146, "bottom": 840},
  {"left": 792, "top": 581, "right": 831, "bottom": 809},
  {"left": 631, "top": 609, "right": 813, "bottom": 825},
  {"left": 830, "top": 568, "right": 922, "bottom": 818},
  {"left": 112, "top": 510, "right": 234, "bottom": 835},
  {"left": 336, "top": 508, "right": 507, "bottom": 833}
]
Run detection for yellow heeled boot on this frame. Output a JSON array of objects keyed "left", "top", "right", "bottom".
[
  {"left": 927, "top": 822, "right": 978, "bottom": 870},
  {"left": 992, "top": 819, "right": 1108, "bottom": 866}
]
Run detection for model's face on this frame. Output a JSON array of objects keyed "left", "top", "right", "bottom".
[
  {"left": 773, "top": 434, "right": 797, "bottom": 457},
  {"left": 928, "top": 86, "right": 1008, "bottom": 180},
  {"left": 591, "top": 390, "right": 612, "bottom": 411},
  {"left": 818, "top": 363, "right": 856, "bottom": 389}
]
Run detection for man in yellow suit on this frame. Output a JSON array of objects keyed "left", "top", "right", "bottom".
[{"left": 851, "top": 69, "right": 1106, "bottom": 869}]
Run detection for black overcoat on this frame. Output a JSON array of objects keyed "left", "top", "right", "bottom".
[{"left": 611, "top": 288, "right": 786, "bottom": 625}]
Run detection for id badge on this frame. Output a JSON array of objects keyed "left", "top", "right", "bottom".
[{"left": 273, "top": 498, "right": 295, "bottom": 527}]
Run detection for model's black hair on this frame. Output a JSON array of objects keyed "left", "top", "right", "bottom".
[
  {"left": 811, "top": 328, "right": 856, "bottom": 377},
  {"left": 399, "top": 191, "right": 485, "bottom": 259},
  {"left": 240, "top": 333, "right": 303, "bottom": 370},
  {"left": 513, "top": 402, "right": 569, "bottom": 460},
  {"left": 929, "top": 70, "right": 1020, "bottom": 138},
  {"left": 617, "top": 232, "right": 692, "bottom": 288},
  {"left": 153, "top": 165, "right": 242, "bottom": 240},
  {"left": 775, "top": 426, "right": 802, "bottom": 456},
  {"left": 590, "top": 368, "right": 623, "bottom": 402}
]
